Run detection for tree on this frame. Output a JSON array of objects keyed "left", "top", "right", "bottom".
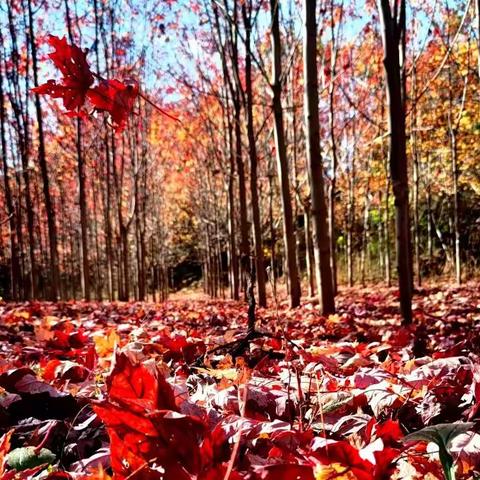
[
  {"left": 269, "top": 0, "right": 301, "bottom": 308},
  {"left": 303, "top": 0, "right": 335, "bottom": 314},
  {"left": 28, "top": 0, "right": 60, "bottom": 299},
  {"left": 242, "top": 0, "right": 267, "bottom": 307},
  {"left": 0, "top": 30, "right": 20, "bottom": 299},
  {"left": 377, "top": 0, "right": 413, "bottom": 324}
]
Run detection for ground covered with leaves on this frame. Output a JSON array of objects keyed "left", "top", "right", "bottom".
[{"left": 0, "top": 283, "right": 480, "bottom": 479}]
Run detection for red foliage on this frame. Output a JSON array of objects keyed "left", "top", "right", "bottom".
[
  {"left": 32, "top": 36, "right": 138, "bottom": 131},
  {"left": 93, "top": 352, "right": 207, "bottom": 479},
  {"left": 0, "top": 284, "right": 479, "bottom": 479},
  {"left": 313, "top": 441, "right": 374, "bottom": 480},
  {"left": 88, "top": 80, "right": 139, "bottom": 131},
  {"left": 32, "top": 36, "right": 93, "bottom": 111}
]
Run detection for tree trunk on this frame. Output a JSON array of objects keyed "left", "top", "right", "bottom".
[
  {"left": 450, "top": 132, "right": 461, "bottom": 284},
  {"left": 77, "top": 120, "right": 90, "bottom": 299},
  {"left": 328, "top": 0, "right": 341, "bottom": 295},
  {"left": 269, "top": 0, "right": 301, "bottom": 308},
  {"left": 65, "top": 0, "right": 90, "bottom": 300},
  {"left": 411, "top": 64, "right": 421, "bottom": 287},
  {"left": 29, "top": 0, "right": 60, "bottom": 299},
  {"left": 303, "top": 0, "right": 335, "bottom": 314},
  {"left": 243, "top": 1, "right": 267, "bottom": 307},
  {"left": 268, "top": 168, "right": 277, "bottom": 299},
  {"left": 426, "top": 153, "right": 433, "bottom": 260},
  {"left": 360, "top": 167, "right": 371, "bottom": 287},
  {"left": 347, "top": 138, "right": 355, "bottom": 287},
  {"left": 226, "top": 107, "right": 239, "bottom": 300},
  {"left": 0, "top": 47, "right": 20, "bottom": 299},
  {"left": 378, "top": 0, "right": 413, "bottom": 324},
  {"left": 304, "top": 207, "right": 315, "bottom": 297}
]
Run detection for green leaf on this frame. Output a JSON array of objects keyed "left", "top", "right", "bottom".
[
  {"left": 6, "top": 446, "right": 56, "bottom": 471},
  {"left": 403, "top": 423, "right": 475, "bottom": 480}
]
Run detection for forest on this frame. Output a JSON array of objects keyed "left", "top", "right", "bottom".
[{"left": 0, "top": 0, "right": 480, "bottom": 478}]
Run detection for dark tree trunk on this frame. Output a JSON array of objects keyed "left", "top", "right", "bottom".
[
  {"left": 29, "top": 0, "right": 60, "bottom": 299},
  {"left": 269, "top": 0, "right": 301, "bottom": 308},
  {"left": 303, "top": 0, "right": 335, "bottom": 314},
  {"left": 0, "top": 43, "right": 20, "bottom": 299},
  {"left": 242, "top": 1, "right": 267, "bottom": 307},
  {"left": 226, "top": 106, "right": 239, "bottom": 300},
  {"left": 65, "top": 0, "right": 90, "bottom": 300},
  {"left": 378, "top": 0, "right": 413, "bottom": 324}
]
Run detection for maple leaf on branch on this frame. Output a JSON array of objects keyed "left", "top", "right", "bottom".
[
  {"left": 31, "top": 35, "right": 178, "bottom": 131},
  {"left": 88, "top": 79, "right": 139, "bottom": 132}
]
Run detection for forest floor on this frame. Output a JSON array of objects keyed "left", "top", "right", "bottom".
[{"left": 0, "top": 282, "right": 479, "bottom": 479}]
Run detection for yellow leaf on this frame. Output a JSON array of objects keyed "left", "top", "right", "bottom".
[
  {"left": 314, "top": 463, "right": 358, "bottom": 479},
  {"left": 93, "top": 329, "right": 120, "bottom": 357}
]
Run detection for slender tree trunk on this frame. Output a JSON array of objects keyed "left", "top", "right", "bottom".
[
  {"left": 269, "top": 0, "right": 301, "bottom": 308},
  {"left": 243, "top": 1, "right": 267, "bottom": 307},
  {"left": 268, "top": 168, "right": 277, "bottom": 299},
  {"left": 9, "top": 2, "right": 36, "bottom": 298},
  {"left": 0, "top": 50, "right": 20, "bottom": 299},
  {"left": 290, "top": 72, "right": 303, "bottom": 290},
  {"left": 347, "top": 140, "right": 355, "bottom": 287},
  {"left": 77, "top": 120, "right": 90, "bottom": 299},
  {"left": 303, "top": 0, "right": 335, "bottom": 314},
  {"left": 226, "top": 108, "right": 239, "bottom": 300},
  {"left": 426, "top": 153, "right": 433, "bottom": 260},
  {"left": 447, "top": 54, "right": 464, "bottom": 284},
  {"left": 29, "top": 0, "right": 60, "bottom": 299},
  {"left": 328, "top": 0, "right": 341, "bottom": 295},
  {"left": 304, "top": 207, "right": 315, "bottom": 297},
  {"left": 411, "top": 64, "right": 421, "bottom": 287},
  {"left": 450, "top": 132, "right": 461, "bottom": 284},
  {"left": 105, "top": 130, "right": 114, "bottom": 299},
  {"left": 360, "top": 166, "right": 371, "bottom": 286},
  {"left": 378, "top": 0, "right": 413, "bottom": 324},
  {"left": 234, "top": 100, "right": 249, "bottom": 295},
  {"left": 65, "top": 0, "right": 90, "bottom": 300}
]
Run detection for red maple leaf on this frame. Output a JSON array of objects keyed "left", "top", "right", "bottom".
[
  {"left": 93, "top": 352, "right": 206, "bottom": 479},
  {"left": 88, "top": 79, "right": 138, "bottom": 131},
  {"left": 32, "top": 35, "right": 93, "bottom": 111},
  {"left": 312, "top": 441, "right": 374, "bottom": 480},
  {"left": 106, "top": 351, "right": 177, "bottom": 413}
]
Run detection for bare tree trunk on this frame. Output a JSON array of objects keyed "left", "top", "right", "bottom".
[
  {"left": 267, "top": 167, "right": 277, "bottom": 299},
  {"left": 411, "top": 64, "right": 421, "bottom": 287},
  {"left": 29, "top": 0, "right": 60, "bottom": 299},
  {"left": 92, "top": 179, "right": 102, "bottom": 299},
  {"left": 304, "top": 206, "right": 315, "bottom": 297},
  {"left": 106, "top": 131, "right": 115, "bottom": 299},
  {"left": 426, "top": 153, "right": 433, "bottom": 260},
  {"left": 446, "top": 52, "right": 466, "bottom": 284},
  {"left": 289, "top": 71, "right": 303, "bottom": 293},
  {"left": 64, "top": 0, "right": 90, "bottom": 300},
  {"left": 303, "top": 0, "right": 335, "bottom": 314},
  {"left": 269, "top": 0, "right": 301, "bottom": 308},
  {"left": 77, "top": 121, "right": 90, "bottom": 299},
  {"left": 243, "top": 1, "right": 267, "bottom": 307},
  {"left": 360, "top": 164, "right": 371, "bottom": 286},
  {"left": 347, "top": 137, "right": 355, "bottom": 287},
  {"left": 328, "top": 0, "right": 342, "bottom": 295},
  {"left": 226, "top": 106, "right": 239, "bottom": 300},
  {"left": 0, "top": 45, "right": 20, "bottom": 299},
  {"left": 234, "top": 99, "right": 249, "bottom": 295},
  {"left": 9, "top": 1, "right": 37, "bottom": 299},
  {"left": 450, "top": 131, "right": 461, "bottom": 284},
  {"left": 378, "top": 0, "right": 413, "bottom": 324}
]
